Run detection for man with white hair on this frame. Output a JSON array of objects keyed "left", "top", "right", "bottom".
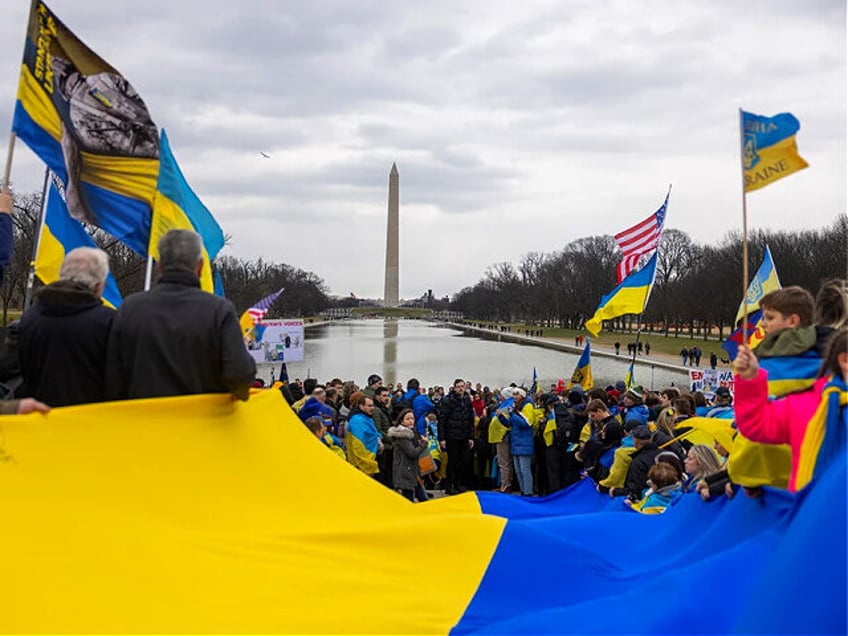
[
  {"left": 106, "top": 229, "right": 256, "bottom": 400},
  {"left": 17, "top": 246, "right": 114, "bottom": 406}
]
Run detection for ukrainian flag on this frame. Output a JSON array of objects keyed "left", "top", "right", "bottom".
[
  {"left": 567, "top": 339, "right": 593, "bottom": 390},
  {"left": 742, "top": 111, "right": 808, "bottom": 192},
  {"left": 723, "top": 247, "right": 781, "bottom": 360},
  {"left": 149, "top": 130, "right": 224, "bottom": 293},
  {"left": 12, "top": 1, "right": 159, "bottom": 256},
  {"left": 35, "top": 180, "right": 123, "bottom": 308},
  {"left": 585, "top": 253, "right": 657, "bottom": 337},
  {"left": 0, "top": 389, "right": 843, "bottom": 633}
]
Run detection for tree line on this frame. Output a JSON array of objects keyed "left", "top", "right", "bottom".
[
  {"left": 449, "top": 217, "right": 848, "bottom": 340},
  {"left": 0, "top": 189, "right": 331, "bottom": 324},
  {"left": 3, "top": 188, "right": 844, "bottom": 333}
]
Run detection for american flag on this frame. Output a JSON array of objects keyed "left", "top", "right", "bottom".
[
  {"left": 247, "top": 288, "right": 284, "bottom": 325},
  {"left": 614, "top": 194, "right": 668, "bottom": 282}
]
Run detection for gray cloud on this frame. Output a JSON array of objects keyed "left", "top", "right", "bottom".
[{"left": 0, "top": 0, "right": 843, "bottom": 299}]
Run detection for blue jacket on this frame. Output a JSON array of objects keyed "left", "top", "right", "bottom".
[
  {"left": 624, "top": 403, "right": 650, "bottom": 427},
  {"left": 499, "top": 410, "right": 534, "bottom": 456},
  {"left": 412, "top": 393, "right": 435, "bottom": 435},
  {"left": 298, "top": 397, "right": 333, "bottom": 422}
]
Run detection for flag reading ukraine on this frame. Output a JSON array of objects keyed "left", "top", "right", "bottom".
[{"left": 742, "top": 111, "right": 808, "bottom": 192}]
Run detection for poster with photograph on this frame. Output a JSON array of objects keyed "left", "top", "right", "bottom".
[
  {"left": 245, "top": 319, "right": 304, "bottom": 363},
  {"left": 689, "top": 368, "right": 734, "bottom": 395}
]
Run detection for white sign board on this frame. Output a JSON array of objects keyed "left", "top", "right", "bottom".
[
  {"left": 689, "top": 368, "right": 734, "bottom": 395},
  {"left": 245, "top": 318, "right": 304, "bottom": 363}
]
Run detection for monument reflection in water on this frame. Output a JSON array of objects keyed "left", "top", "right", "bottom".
[{"left": 260, "top": 319, "right": 688, "bottom": 391}]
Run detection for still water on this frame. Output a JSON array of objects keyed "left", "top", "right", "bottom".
[{"left": 260, "top": 319, "right": 688, "bottom": 391}]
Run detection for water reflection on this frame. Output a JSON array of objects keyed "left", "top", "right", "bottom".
[{"left": 259, "top": 319, "right": 688, "bottom": 390}]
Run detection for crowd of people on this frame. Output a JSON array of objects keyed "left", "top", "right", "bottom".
[
  {"left": 0, "top": 186, "right": 845, "bottom": 515},
  {"left": 286, "top": 281, "right": 847, "bottom": 512}
]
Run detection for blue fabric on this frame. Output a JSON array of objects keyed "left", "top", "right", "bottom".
[
  {"left": 624, "top": 403, "right": 649, "bottom": 426},
  {"left": 456, "top": 454, "right": 846, "bottom": 634},
  {"left": 412, "top": 392, "right": 434, "bottom": 435}
]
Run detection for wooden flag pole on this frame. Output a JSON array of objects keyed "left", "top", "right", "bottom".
[
  {"left": 2, "top": 132, "right": 16, "bottom": 190},
  {"left": 739, "top": 108, "right": 750, "bottom": 346}
]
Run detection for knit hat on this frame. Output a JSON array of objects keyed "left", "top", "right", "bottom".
[
  {"left": 624, "top": 386, "right": 644, "bottom": 402},
  {"left": 615, "top": 380, "right": 627, "bottom": 392},
  {"left": 367, "top": 374, "right": 383, "bottom": 386}
]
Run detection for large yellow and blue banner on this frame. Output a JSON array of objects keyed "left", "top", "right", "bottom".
[
  {"left": 0, "top": 389, "right": 844, "bottom": 633},
  {"left": 35, "top": 179, "right": 123, "bottom": 307},
  {"left": 12, "top": 0, "right": 160, "bottom": 256},
  {"left": 742, "top": 111, "right": 808, "bottom": 192},
  {"left": 585, "top": 252, "right": 657, "bottom": 337}
]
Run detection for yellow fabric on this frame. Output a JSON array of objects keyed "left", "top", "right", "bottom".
[
  {"left": 673, "top": 417, "right": 736, "bottom": 455},
  {"left": 743, "top": 135, "right": 809, "bottom": 192},
  {"left": 488, "top": 414, "right": 508, "bottom": 443},
  {"left": 727, "top": 435, "right": 792, "bottom": 489},
  {"left": 148, "top": 190, "right": 215, "bottom": 292},
  {"left": 16, "top": 64, "right": 62, "bottom": 141},
  {"left": 0, "top": 390, "right": 505, "bottom": 633},
  {"left": 579, "top": 422, "right": 593, "bottom": 443},
  {"left": 80, "top": 150, "right": 159, "bottom": 202},
  {"left": 33, "top": 222, "right": 118, "bottom": 309},
  {"left": 795, "top": 386, "right": 848, "bottom": 490},
  {"left": 346, "top": 433, "right": 379, "bottom": 475},
  {"left": 543, "top": 414, "right": 556, "bottom": 447},
  {"left": 599, "top": 446, "right": 636, "bottom": 489}
]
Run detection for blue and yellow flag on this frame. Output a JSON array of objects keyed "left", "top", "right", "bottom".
[
  {"left": 0, "top": 389, "right": 843, "bottom": 633},
  {"left": 723, "top": 246, "right": 781, "bottom": 359},
  {"left": 734, "top": 245, "right": 781, "bottom": 324},
  {"left": 12, "top": 0, "right": 159, "bottom": 256},
  {"left": 149, "top": 130, "right": 225, "bottom": 293},
  {"left": 585, "top": 252, "right": 657, "bottom": 337},
  {"left": 742, "top": 111, "right": 808, "bottom": 192},
  {"left": 530, "top": 367, "right": 539, "bottom": 396},
  {"left": 35, "top": 180, "right": 123, "bottom": 308},
  {"left": 624, "top": 360, "right": 635, "bottom": 390},
  {"left": 567, "top": 339, "right": 593, "bottom": 390}
]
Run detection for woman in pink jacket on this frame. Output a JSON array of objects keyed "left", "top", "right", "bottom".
[{"left": 733, "top": 326, "right": 847, "bottom": 492}]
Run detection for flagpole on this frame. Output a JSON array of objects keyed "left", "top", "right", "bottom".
[
  {"left": 23, "top": 167, "right": 51, "bottom": 311},
  {"left": 143, "top": 254, "right": 155, "bottom": 290},
  {"left": 2, "top": 132, "right": 16, "bottom": 190},
  {"left": 738, "top": 108, "right": 750, "bottom": 345}
]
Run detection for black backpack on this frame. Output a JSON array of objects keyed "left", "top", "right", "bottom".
[{"left": 553, "top": 404, "right": 582, "bottom": 448}]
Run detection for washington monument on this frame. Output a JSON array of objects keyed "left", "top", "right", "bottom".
[{"left": 383, "top": 162, "right": 399, "bottom": 307}]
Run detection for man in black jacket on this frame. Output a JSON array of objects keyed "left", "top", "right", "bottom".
[
  {"left": 106, "top": 229, "right": 256, "bottom": 400},
  {"left": 611, "top": 425, "right": 660, "bottom": 501},
  {"left": 438, "top": 378, "right": 475, "bottom": 495},
  {"left": 18, "top": 247, "right": 114, "bottom": 406}
]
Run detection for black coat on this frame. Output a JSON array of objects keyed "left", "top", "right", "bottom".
[
  {"left": 437, "top": 391, "right": 474, "bottom": 441},
  {"left": 618, "top": 442, "right": 661, "bottom": 501},
  {"left": 105, "top": 270, "right": 256, "bottom": 400},
  {"left": 18, "top": 281, "right": 113, "bottom": 406}
]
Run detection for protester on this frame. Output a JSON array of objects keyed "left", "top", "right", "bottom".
[
  {"left": 733, "top": 327, "right": 847, "bottom": 492},
  {"left": 438, "top": 378, "right": 475, "bottom": 495},
  {"left": 17, "top": 247, "right": 113, "bottom": 406},
  {"left": 388, "top": 408, "right": 429, "bottom": 501},
  {"left": 106, "top": 229, "right": 256, "bottom": 400},
  {"left": 346, "top": 394, "right": 382, "bottom": 478}
]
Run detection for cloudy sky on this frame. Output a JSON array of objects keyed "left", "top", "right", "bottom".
[{"left": 0, "top": 0, "right": 844, "bottom": 299}]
